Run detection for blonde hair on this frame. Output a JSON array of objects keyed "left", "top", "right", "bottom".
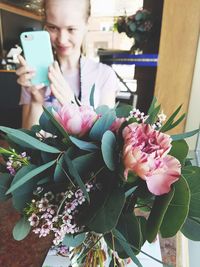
[{"left": 42, "top": 0, "right": 91, "bottom": 22}]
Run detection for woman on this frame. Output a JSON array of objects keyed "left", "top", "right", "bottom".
[{"left": 16, "top": 0, "right": 119, "bottom": 129}]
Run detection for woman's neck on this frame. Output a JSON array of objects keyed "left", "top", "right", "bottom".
[{"left": 57, "top": 52, "right": 81, "bottom": 72}]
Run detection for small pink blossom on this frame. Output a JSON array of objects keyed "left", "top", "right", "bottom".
[
  {"left": 53, "top": 103, "right": 98, "bottom": 137},
  {"left": 122, "top": 123, "right": 181, "bottom": 195},
  {"left": 110, "top": 117, "right": 126, "bottom": 133}
]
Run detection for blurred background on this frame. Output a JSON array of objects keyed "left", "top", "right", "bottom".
[{"left": 0, "top": 1, "right": 200, "bottom": 267}]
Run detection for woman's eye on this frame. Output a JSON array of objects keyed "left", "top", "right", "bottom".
[
  {"left": 47, "top": 25, "right": 57, "bottom": 31},
  {"left": 68, "top": 28, "right": 77, "bottom": 33}
]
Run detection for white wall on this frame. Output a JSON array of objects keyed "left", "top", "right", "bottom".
[{"left": 185, "top": 36, "right": 200, "bottom": 151}]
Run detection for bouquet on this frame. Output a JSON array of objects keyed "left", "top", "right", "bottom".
[
  {"left": 114, "top": 9, "right": 153, "bottom": 52},
  {"left": 0, "top": 90, "right": 200, "bottom": 267}
]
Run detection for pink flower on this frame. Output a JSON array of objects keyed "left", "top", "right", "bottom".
[
  {"left": 122, "top": 123, "right": 181, "bottom": 195},
  {"left": 145, "top": 155, "right": 181, "bottom": 195},
  {"left": 53, "top": 104, "right": 98, "bottom": 137},
  {"left": 110, "top": 117, "right": 126, "bottom": 133}
]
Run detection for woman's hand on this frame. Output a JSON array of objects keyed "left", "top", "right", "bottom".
[
  {"left": 48, "top": 61, "right": 75, "bottom": 106},
  {"left": 16, "top": 55, "right": 45, "bottom": 104}
]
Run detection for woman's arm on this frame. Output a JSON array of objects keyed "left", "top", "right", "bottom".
[{"left": 22, "top": 103, "right": 43, "bottom": 129}]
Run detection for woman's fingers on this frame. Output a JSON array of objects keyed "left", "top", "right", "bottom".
[
  {"left": 16, "top": 65, "right": 35, "bottom": 76},
  {"left": 17, "top": 55, "right": 27, "bottom": 66},
  {"left": 50, "top": 83, "right": 64, "bottom": 105},
  {"left": 17, "top": 71, "right": 36, "bottom": 87}
]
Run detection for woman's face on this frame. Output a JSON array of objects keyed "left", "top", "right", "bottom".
[{"left": 44, "top": 0, "right": 88, "bottom": 59}]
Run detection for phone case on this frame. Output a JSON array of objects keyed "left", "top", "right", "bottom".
[{"left": 20, "top": 31, "right": 54, "bottom": 86}]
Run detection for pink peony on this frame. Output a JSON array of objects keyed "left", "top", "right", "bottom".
[
  {"left": 53, "top": 103, "right": 98, "bottom": 137},
  {"left": 122, "top": 123, "right": 181, "bottom": 195}
]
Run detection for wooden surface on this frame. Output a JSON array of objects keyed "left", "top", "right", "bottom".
[
  {"left": 154, "top": 0, "right": 200, "bottom": 134},
  {"left": 0, "top": 3, "right": 42, "bottom": 21}
]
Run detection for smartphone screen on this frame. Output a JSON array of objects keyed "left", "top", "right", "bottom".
[{"left": 20, "top": 31, "right": 54, "bottom": 86}]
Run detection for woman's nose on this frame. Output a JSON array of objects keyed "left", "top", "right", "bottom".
[{"left": 57, "top": 29, "right": 69, "bottom": 44}]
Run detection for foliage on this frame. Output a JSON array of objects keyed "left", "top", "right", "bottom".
[
  {"left": 0, "top": 97, "right": 200, "bottom": 267},
  {"left": 114, "top": 9, "right": 153, "bottom": 52}
]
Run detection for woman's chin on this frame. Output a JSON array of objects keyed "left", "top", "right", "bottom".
[{"left": 56, "top": 47, "right": 72, "bottom": 57}]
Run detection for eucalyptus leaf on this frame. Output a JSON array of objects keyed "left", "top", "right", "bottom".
[
  {"left": 181, "top": 217, "right": 200, "bottom": 241},
  {"left": 171, "top": 129, "right": 199, "bottom": 141},
  {"left": 146, "top": 189, "right": 174, "bottom": 242},
  {"left": 39, "top": 110, "right": 59, "bottom": 135},
  {"left": 116, "top": 213, "right": 142, "bottom": 255},
  {"left": 54, "top": 154, "right": 66, "bottom": 183},
  {"left": 169, "top": 140, "right": 189, "bottom": 166},
  {"left": 95, "top": 105, "right": 110, "bottom": 115},
  {"left": 72, "top": 152, "right": 97, "bottom": 176},
  {"left": 101, "top": 130, "right": 116, "bottom": 171},
  {"left": 69, "top": 136, "right": 98, "bottom": 152},
  {"left": 64, "top": 152, "right": 89, "bottom": 202},
  {"left": 115, "top": 104, "right": 132, "bottom": 118},
  {"left": 13, "top": 216, "right": 31, "bottom": 241},
  {"left": 42, "top": 106, "right": 71, "bottom": 142},
  {"left": 63, "top": 233, "right": 86, "bottom": 247},
  {"left": 89, "top": 110, "right": 116, "bottom": 141},
  {"left": 11, "top": 165, "right": 38, "bottom": 212},
  {"left": 182, "top": 166, "right": 200, "bottom": 218},
  {"left": 89, "top": 84, "right": 95, "bottom": 107},
  {"left": 160, "top": 176, "right": 190, "bottom": 237},
  {"left": 112, "top": 229, "right": 142, "bottom": 267},
  {"left": 87, "top": 187, "right": 125, "bottom": 233},
  {"left": 129, "top": 22, "right": 137, "bottom": 32},
  {"left": 0, "top": 173, "right": 12, "bottom": 201},
  {"left": 0, "top": 126, "right": 60, "bottom": 153},
  {"left": 7, "top": 160, "right": 56, "bottom": 194}
]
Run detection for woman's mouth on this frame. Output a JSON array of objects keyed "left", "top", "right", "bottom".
[{"left": 56, "top": 45, "right": 71, "bottom": 53}]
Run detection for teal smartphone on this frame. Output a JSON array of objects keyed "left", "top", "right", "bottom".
[{"left": 20, "top": 31, "right": 54, "bottom": 86}]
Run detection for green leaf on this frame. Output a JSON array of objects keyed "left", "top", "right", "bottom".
[
  {"left": 125, "top": 186, "right": 137, "bottom": 198},
  {"left": 64, "top": 152, "right": 89, "bottom": 202},
  {"left": 89, "top": 110, "right": 116, "bottom": 141},
  {"left": 181, "top": 217, "right": 200, "bottom": 241},
  {"left": 117, "top": 213, "right": 142, "bottom": 255},
  {"left": 112, "top": 228, "right": 142, "bottom": 267},
  {"left": 7, "top": 160, "right": 56, "bottom": 194},
  {"left": 129, "top": 22, "right": 137, "bottom": 32},
  {"left": 42, "top": 106, "right": 71, "bottom": 141},
  {"left": 11, "top": 165, "right": 38, "bottom": 212},
  {"left": 160, "top": 176, "right": 190, "bottom": 237},
  {"left": 87, "top": 187, "right": 125, "bottom": 233},
  {"left": 160, "top": 105, "right": 183, "bottom": 132},
  {"left": 72, "top": 152, "right": 97, "bottom": 176},
  {"left": 13, "top": 216, "right": 31, "bottom": 241},
  {"left": 63, "top": 233, "right": 86, "bottom": 247},
  {"left": 145, "top": 105, "right": 161, "bottom": 124},
  {"left": 95, "top": 105, "right": 110, "bottom": 115},
  {"left": 171, "top": 129, "right": 199, "bottom": 141},
  {"left": 147, "top": 97, "right": 157, "bottom": 115},
  {"left": 146, "top": 189, "right": 174, "bottom": 242},
  {"left": 115, "top": 104, "right": 132, "bottom": 118},
  {"left": 0, "top": 126, "right": 60, "bottom": 153},
  {"left": 0, "top": 147, "right": 13, "bottom": 155},
  {"left": 101, "top": 130, "right": 116, "bottom": 171},
  {"left": 89, "top": 84, "right": 95, "bottom": 107},
  {"left": 0, "top": 173, "right": 12, "bottom": 201},
  {"left": 165, "top": 114, "right": 185, "bottom": 132},
  {"left": 69, "top": 136, "right": 98, "bottom": 152},
  {"left": 169, "top": 140, "right": 189, "bottom": 165},
  {"left": 39, "top": 110, "right": 59, "bottom": 136},
  {"left": 182, "top": 166, "right": 200, "bottom": 218},
  {"left": 54, "top": 154, "right": 66, "bottom": 183}
]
